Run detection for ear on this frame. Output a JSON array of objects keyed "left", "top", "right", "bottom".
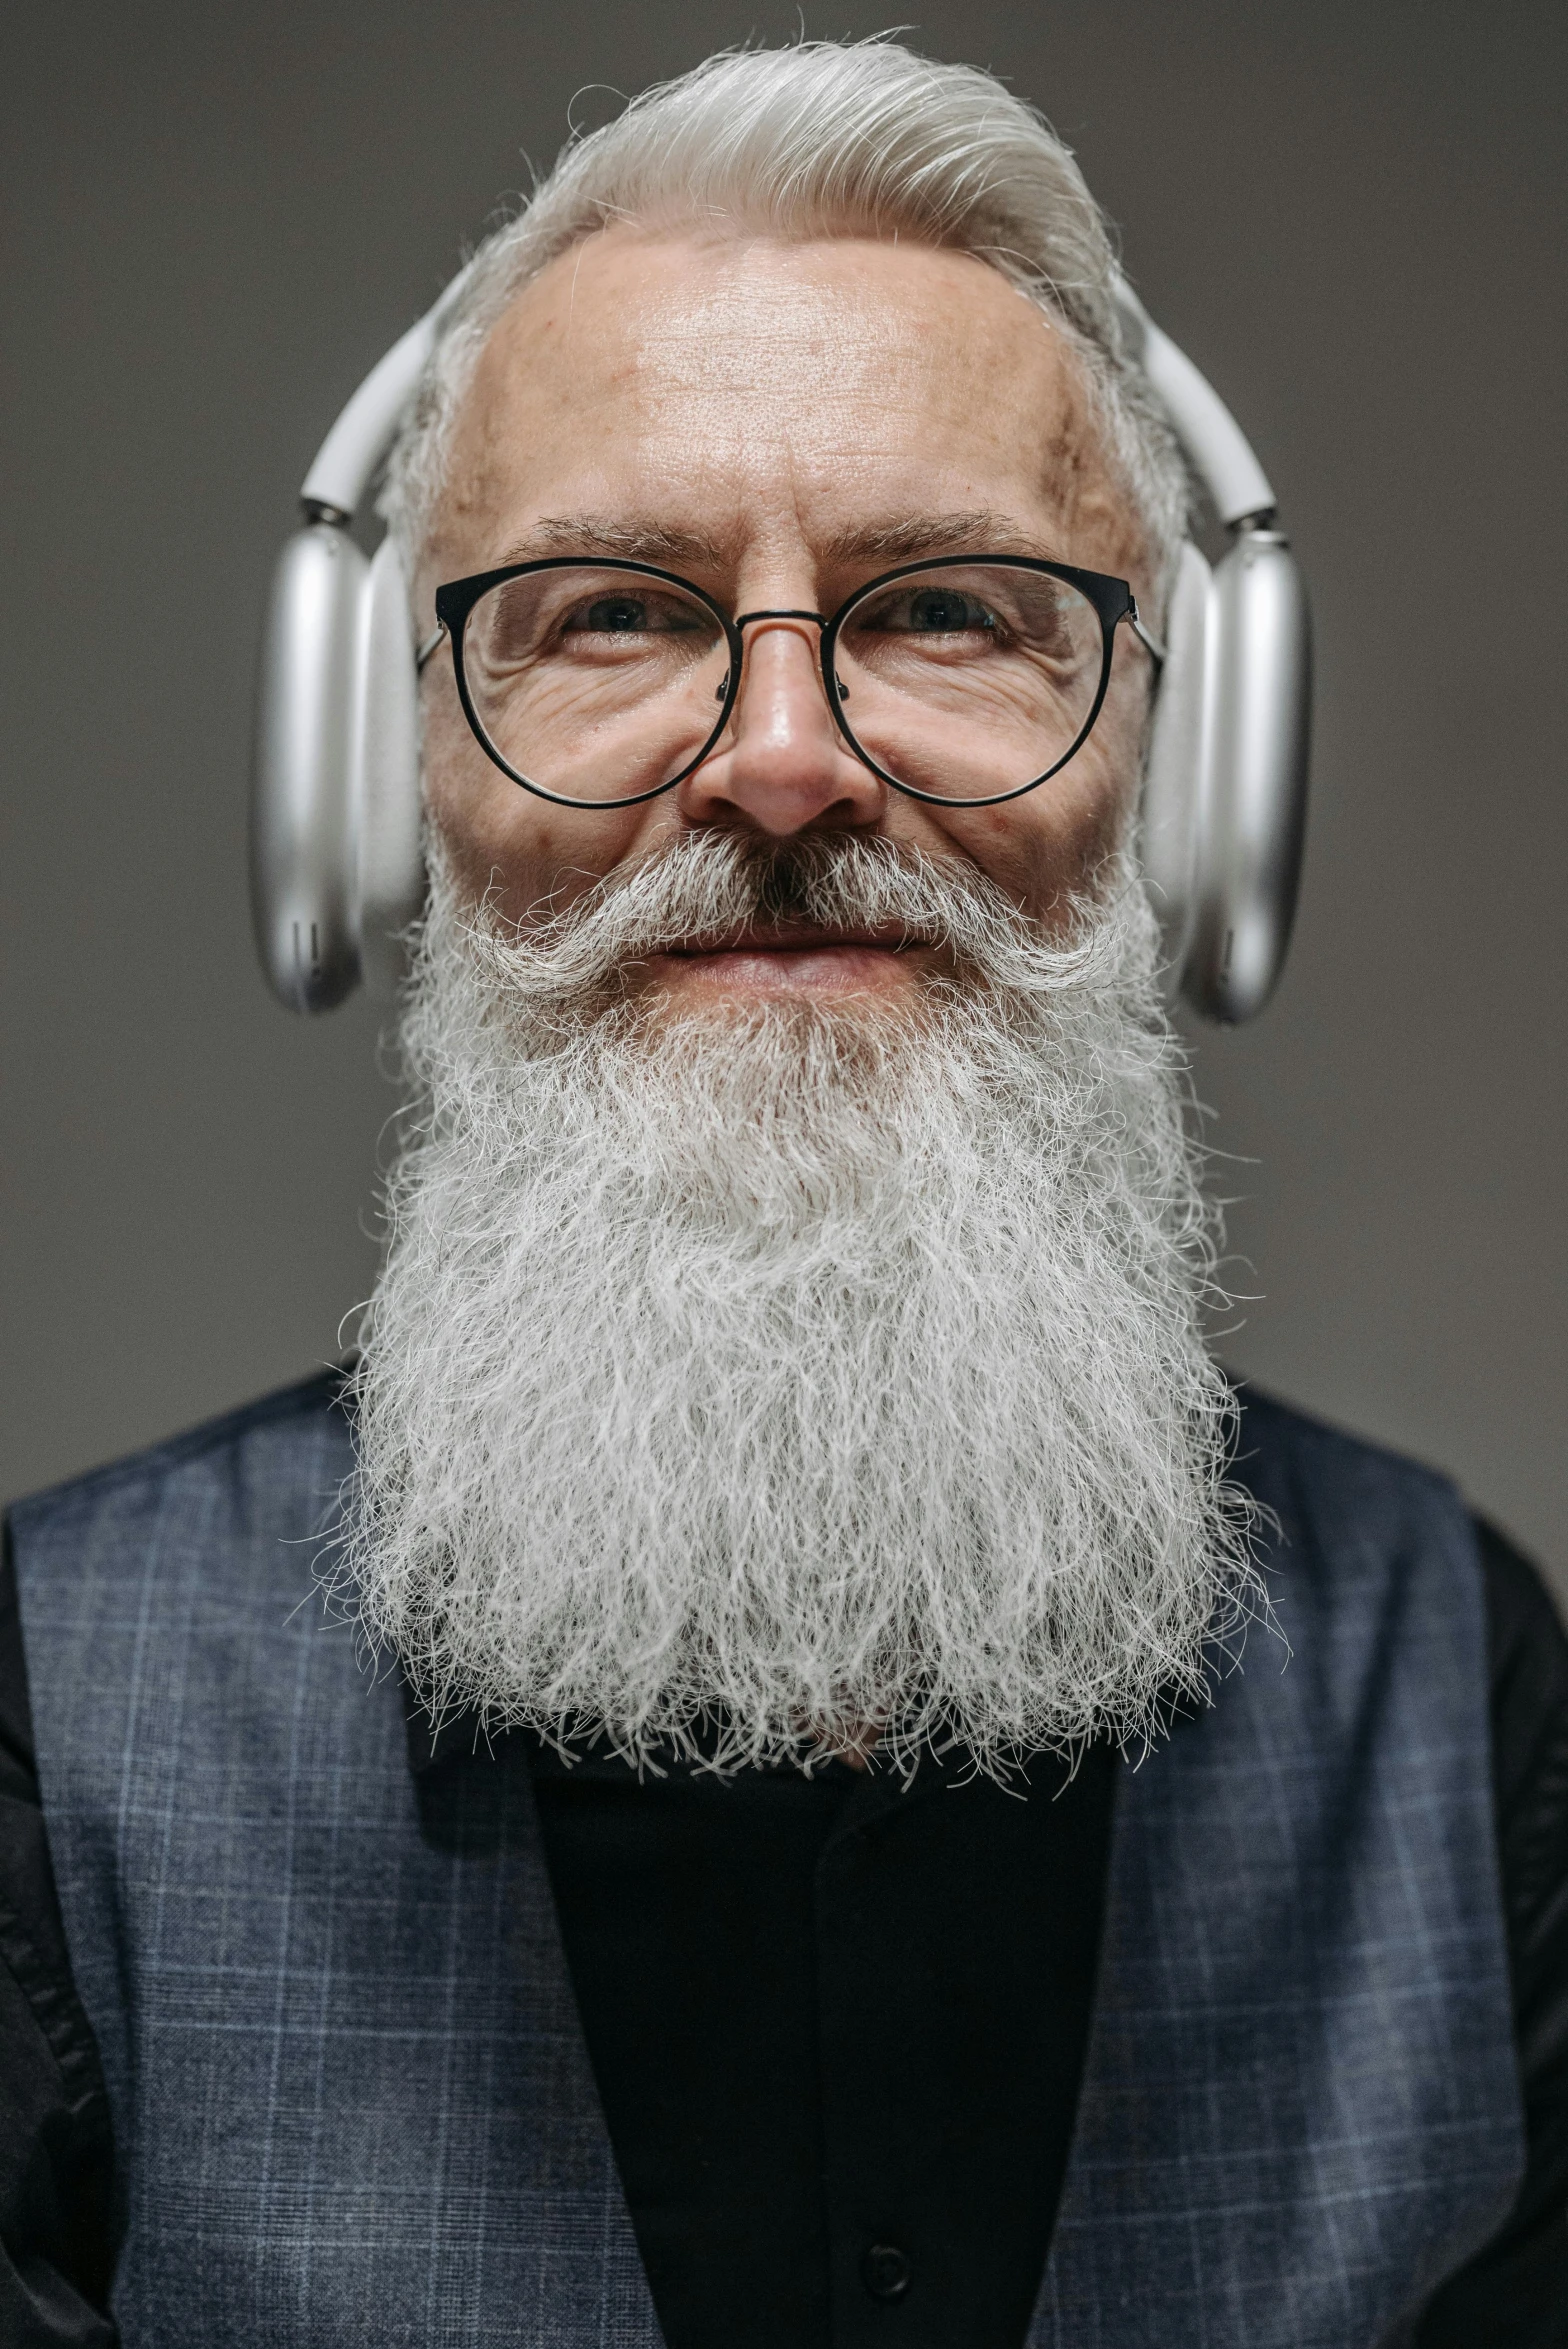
[
  {"left": 1138, "top": 539, "right": 1214, "bottom": 989},
  {"left": 354, "top": 534, "right": 427, "bottom": 999}
]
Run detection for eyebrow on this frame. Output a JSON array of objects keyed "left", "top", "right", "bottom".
[
  {"left": 496, "top": 516, "right": 735, "bottom": 570},
  {"left": 820, "top": 511, "right": 1053, "bottom": 564},
  {"left": 493, "top": 509, "right": 1056, "bottom": 576}
]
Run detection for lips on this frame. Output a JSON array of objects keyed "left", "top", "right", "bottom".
[{"left": 661, "top": 923, "right": 925, "bottom": 957}]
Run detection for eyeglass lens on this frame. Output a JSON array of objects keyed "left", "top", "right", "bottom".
[
  {"left": 458, "top": 562, "right": 1106, "bottom": 806},
  {"left": 460, "top": 569, "right": 731, "bottom": 805},
  {"left": 832, "top": 565, "right": 1107, "bottom": 802}
]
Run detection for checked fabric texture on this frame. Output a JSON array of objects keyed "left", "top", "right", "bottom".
[{"left": 10, "top": 1376, "right": 1523, "bottom": 2348}]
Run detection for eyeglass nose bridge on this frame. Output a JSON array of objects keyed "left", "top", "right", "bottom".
[
  {"left": 733, "top": 607, "right": 827, "bottom": 631},
  {"left": 716, "top": 607, "right": 841, "bottom": 710}
]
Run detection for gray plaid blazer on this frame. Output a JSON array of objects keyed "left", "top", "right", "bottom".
[{"left": 10, "top": 1374, "right": 1522, "bottom": 2347}]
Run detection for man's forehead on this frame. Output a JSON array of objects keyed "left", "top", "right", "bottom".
[
  {"left": 438, "top": 227, "right": 1129, "bottom": 577},
  {"left": 484, "top": 228, "right": 1053, "bottom": 383}
]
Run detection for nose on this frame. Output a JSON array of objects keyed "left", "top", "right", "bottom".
[{"left": 677, "top": 615, "right": 884, "bottom": 838}]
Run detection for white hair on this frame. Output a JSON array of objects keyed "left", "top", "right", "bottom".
[
  {"left": 339, "top": 833, "right": 1255, "bottom": 1778},
  {"left": 380, "top": 38, "right": 1188, "bottom": 596}
]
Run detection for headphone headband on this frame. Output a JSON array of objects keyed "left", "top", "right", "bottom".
[
  {"left": 1111, "top": 279, "right": 1277, "bottom": 531},
  {"left": 299, "top": 264, "right": 478, "bottom": 521}
]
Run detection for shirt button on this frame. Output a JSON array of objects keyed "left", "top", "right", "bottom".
[{"left": 861, "top": 2243, "right": 912, "bottom": 2302}]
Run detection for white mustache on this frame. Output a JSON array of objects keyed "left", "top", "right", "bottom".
[{"left": 451, "top": 830, "right": 1126, "bottom": 1013}]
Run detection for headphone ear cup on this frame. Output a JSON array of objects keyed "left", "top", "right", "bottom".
[
  {"left": 354, "top": 535, "right": 426, "bottom": 999},
  {"left": 1181, "top": 530, "right": 1312, "bottom": 1024},
  {"left": 1139, "top": 539, "right": 1214, "bottom": 989},
  {"left": 251, "top": 521, "right": 368, "bottom": 1012}
]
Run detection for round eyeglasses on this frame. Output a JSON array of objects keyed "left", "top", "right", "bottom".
[{"left": 423, "top": 554, "right": 1163, "bottom": 811}]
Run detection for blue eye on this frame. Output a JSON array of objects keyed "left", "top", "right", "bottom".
[
  {"left": 853, "top": 586, "right": 1001, "bottom": 638},
  {"left": 903, "top": 589, "right": 997, "bottom": 633},
  {"left": 562, "top": 593, "right": 709, "bottom": 638},
  {"left": 578, "top": 596, "right": 648, "bottom": 632}
]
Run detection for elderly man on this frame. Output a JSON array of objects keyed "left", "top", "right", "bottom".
[{"left": 3, "top": 39, "right": 1565, "bottom": 2349}]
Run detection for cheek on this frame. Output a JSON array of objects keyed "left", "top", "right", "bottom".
[
  {"left": 923, "top": 731, "right": 1137, "bottom": 925},
  {"left": 421, "top": 677, "right": 657, "bottom": 921}
]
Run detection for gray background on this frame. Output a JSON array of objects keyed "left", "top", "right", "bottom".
[{"left": 4, "top": 3, "right": 1564, "bottom": 1600}]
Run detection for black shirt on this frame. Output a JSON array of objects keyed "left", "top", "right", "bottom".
[
  {"left": 523, "top": 1730, "right": 1115, "bottom": 2349},
  {"left": 3, "top": 1517, "right": 1567, "bottom": 2346}
]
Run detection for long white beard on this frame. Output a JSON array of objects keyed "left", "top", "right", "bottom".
[{"left": 340, "top": 831, "right": 1255, "bottom": 1775}]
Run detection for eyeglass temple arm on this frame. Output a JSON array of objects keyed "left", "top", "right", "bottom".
[
  {"left": 416, "top": 621, "right": 447, "bottom": 671},
  {"left": 1128, "top": 608, "right": 1166, "bottom": 668}
]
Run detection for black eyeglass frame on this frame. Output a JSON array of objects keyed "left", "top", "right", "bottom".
[{"left": 427, "top": 553, "right": 1162, "bottom": 812}]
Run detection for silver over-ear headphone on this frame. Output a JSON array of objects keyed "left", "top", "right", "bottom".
[
  {"left": 1114, "top": 281, "right": 1312, "bottom": 1023},
  {"left": 252, "top": 269, "right": 1310, "bottom": 1022}
]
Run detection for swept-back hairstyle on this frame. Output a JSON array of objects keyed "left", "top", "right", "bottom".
[{"left": 382, "top": 39, "right": 1189, "bottom": 598}]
